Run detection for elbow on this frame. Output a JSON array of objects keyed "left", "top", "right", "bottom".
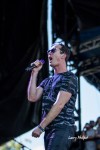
[
  {"left": 27, "top": 89, "right": 37, "bottom": 102},
  {"left": 27, "top": 95, "right": 36, "bottom": 102}
]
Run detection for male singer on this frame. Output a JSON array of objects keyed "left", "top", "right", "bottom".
[{"left": 27, "top": 43, "right": 78, "bottom": 150}]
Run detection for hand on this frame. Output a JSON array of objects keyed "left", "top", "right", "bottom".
[
  {"left": 32, "top": 126, "right": 43, "bottom": 138},
  {"left": 31, "top": 59, "right": 43, "bottom": 73}
]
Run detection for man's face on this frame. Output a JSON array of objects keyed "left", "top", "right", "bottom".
[{"left": 47, "top": 44, "right": 65, "bottom": 67}]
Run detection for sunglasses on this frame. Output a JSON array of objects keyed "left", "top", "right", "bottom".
[{"left": 47, "top": 48, "right": 57, "bottom": 54}]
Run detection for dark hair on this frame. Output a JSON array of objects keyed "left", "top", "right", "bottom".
[{"left": 52, "top": 42, "right": 70, "bottom": 61}]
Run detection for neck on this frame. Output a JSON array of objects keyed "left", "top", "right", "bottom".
[{"left": 54, "top": 63, "right": 67, "bottom": 74}]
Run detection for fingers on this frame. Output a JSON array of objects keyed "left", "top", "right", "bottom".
[
  {"left": 32, "top": 131, "right": 40, "bottom": 138},
  {"left": 31, "top": 59, "right": 43, "bottom": 73},
  {"left": 28, "top": 59, "right": 44, "bottom": 74},
  {"left": 33, "top": 60, "right": 43, "bottom": 67}
]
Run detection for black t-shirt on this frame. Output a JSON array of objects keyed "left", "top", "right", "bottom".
[{"left": 39, "top": 71, "right": 78, "bottom": 129}]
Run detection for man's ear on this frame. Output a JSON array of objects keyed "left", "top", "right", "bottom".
[{"left": 61, "top": 53, "right": 66, "bottom": 59}]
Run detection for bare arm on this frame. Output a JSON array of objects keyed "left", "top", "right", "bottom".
[
  {"left": 32, "top": 90, "right": 72, "bottom": 137},
  {"left": 39, "top": 90, "right": 72, "bottom": 129},
  {"left": 27, "top": 60, "right": 43, "bottom": 102}
]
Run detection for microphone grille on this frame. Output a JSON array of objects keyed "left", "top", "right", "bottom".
[{"left": 40, "top": 59, "right": 45, "bottom": 64}]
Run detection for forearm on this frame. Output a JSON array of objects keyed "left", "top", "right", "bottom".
[
  {"left": 27, "top": 71, "right": 38, "bottom": 101},
  {"left": 40, "top": 91, "right": 71, "bottom": 129},
  {"left": 40, "top": 102, "right": 63, "bottom": 129}
]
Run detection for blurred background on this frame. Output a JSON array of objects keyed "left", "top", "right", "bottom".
[{"left": 0, "top": 0, "right": 100, "bottom": 149}]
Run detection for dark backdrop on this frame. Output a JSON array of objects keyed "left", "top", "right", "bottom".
[{"left": 0, "top": 0, "right": 49, "bottom": 144}]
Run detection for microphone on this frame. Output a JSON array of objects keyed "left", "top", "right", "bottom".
[{"left": 25, "top": 59, "right": 45, "bottom": 71}]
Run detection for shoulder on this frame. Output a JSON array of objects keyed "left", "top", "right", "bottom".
[
  {"left": 62, "top": 71, "right": 77, "bottom": 81},
  {"left": 41, "top": 77, "right": 50, "bottom": 83},
  {"left": 40, "top": 76, "right": 51, "bottom": 85},
  {"left": 42, "top": 77, "right": 50, "bottom": 82}
]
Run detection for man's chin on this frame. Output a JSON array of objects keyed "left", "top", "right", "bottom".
[
  {"left": 49, "top": 63, "right": 53, "bottom": 67},
  {"left": 49, "top": 63, "right": 52, "bottom": 67}
]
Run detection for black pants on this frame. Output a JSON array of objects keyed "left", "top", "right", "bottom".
[{"left": 44, "top": 125, "right": 75, "bottom": 150}]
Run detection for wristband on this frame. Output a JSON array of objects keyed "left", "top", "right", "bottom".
[{"left": 38, "top": 125, "right": 45, "bottom": 132}]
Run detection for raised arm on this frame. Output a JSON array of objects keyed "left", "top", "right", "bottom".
[{"left": 27, "top": 60, "right": 44, "bottom": 102}]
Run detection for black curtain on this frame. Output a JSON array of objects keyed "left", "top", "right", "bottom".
[{"left": 0, "top": 0, "right": 49, "bottom": 144}]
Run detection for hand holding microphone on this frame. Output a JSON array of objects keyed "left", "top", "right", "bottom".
[{"left": 25, "top": 59, "right": 45, "bottom": 72}]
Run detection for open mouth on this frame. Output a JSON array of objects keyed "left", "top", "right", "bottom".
[{"left": 49, "top": 57, "right": 52, "bottom": 61}]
